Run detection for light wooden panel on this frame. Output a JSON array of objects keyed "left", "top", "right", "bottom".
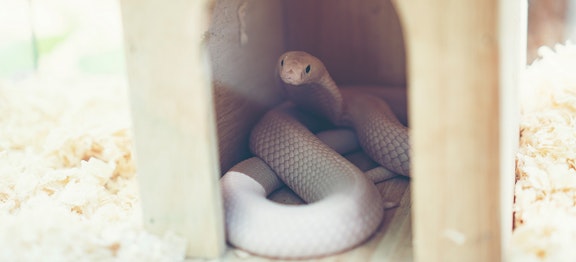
[
  {"left": 283, "top": 0, "right": 406, "bottom": 87},
  {"left": 207, "top": 0, "right": 285, "bottom": 173},
  {"left": 499, "top": 0, "right": 527, "bottom": 253},
  {"left": 119, "top": 0, "right": 224, "bottom": 258},
  {"left": 393, "top": 0, "right": 525, "bottom": 261}
]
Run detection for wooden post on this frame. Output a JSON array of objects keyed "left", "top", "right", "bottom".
[
  {"left": 119, "top": 0, "right": 225, "bottom": 258},
  {"left": 393, "top": 0, "right": 526, "bottom": 261}
]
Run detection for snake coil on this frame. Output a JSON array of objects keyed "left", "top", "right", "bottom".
[{"left": 220, "top": 51, "right": 410, "bottom": 259}]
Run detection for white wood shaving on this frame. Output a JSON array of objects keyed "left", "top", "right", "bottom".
[
  {"left": 0, "top": 76, "right": 186, "bottom": 261},
  {"left": 510, "top": 42, "right": 576, "bottom": 262}
]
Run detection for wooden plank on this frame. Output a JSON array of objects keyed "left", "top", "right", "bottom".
[
  {"left": 206, "top": 0, "right": 285, "bottom": 173},
  {"left": 283, "top": 0, "right": 407, "bottom": 87},
  {"left": 370, "top": 185, "right": 412, "bottom": 261},
  {"left": 499, "top": 0, "right": 527, "bottom": 252},
  {"left": 118, "top": 0, "right": 225, "bottom": 258},
  {"left": 392, "top": 0, "right": 524, "bottom": 261}
]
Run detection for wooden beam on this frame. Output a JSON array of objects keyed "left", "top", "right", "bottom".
[
  {"left": 392, "top": 0, "right": 525, "bottom": 261},
  {"left": 119, "top": 0, "right": 225, "bottom": 258}
]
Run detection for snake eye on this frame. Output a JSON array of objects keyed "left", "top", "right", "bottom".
[
  {"left": 280, "top": 59, "right": 284, "bottom": 66},
  {"left": 305, "top": 65, "right": 311, "bottom": 74}
]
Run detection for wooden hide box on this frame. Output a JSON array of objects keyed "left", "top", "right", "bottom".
[{"left": 119, "top": 0, "right": 527, "bottom": 261}]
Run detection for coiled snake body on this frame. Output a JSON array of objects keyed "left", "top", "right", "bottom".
[{"left": 220, "top": 51, "right": 410, "bottom": 259}]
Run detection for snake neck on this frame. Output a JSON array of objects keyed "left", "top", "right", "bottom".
[{"left": 284, "top": 73, "right": 345, "bottom": 125}]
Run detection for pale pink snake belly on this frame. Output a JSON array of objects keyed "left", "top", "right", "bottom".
[{"left": 219, "top": 51, "right": 410, "bottom": 259}]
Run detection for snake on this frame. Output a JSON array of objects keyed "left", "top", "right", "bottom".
[{"left": 219, "top": 51, "right": 410, "bottom": 259}]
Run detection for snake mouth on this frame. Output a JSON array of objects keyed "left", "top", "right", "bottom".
[{"left": 280, "top": 74, "right": 303, "bottom": 85}]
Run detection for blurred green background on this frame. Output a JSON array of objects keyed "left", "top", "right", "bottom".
[
  {"left": 0, "top": 0, "right": 125, "bottom": 79},
  {"left": 3, "top": 0, "right": 576, "bottom": 79}
]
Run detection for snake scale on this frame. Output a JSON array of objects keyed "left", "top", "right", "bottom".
[{"left": 219, "top": 51, "right": 410, "bottom": 259}]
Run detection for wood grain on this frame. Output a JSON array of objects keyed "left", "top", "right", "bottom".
[
  {"left": 207, "top": 0, "right": 285, "bottom": 173},
  {"left": 283, "top": 0, "right": 407, "bottom": 87},
  {"left": 119, "top": 0, "right": 224, "bottom": 258},
  {"left": 393, "top": 0, "right": 525, "bottom": 261}
]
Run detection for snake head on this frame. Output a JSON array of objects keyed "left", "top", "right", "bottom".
[{"left": 278, "top": 51, "right": 327, "bottom": 85}]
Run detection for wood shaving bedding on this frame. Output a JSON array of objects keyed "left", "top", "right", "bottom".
[
  {"left": 0, "top": 76, "right": 186, "bottom": 261},
  {"left": 510, "top": 42, "right": 576, "bottom": 262}
]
